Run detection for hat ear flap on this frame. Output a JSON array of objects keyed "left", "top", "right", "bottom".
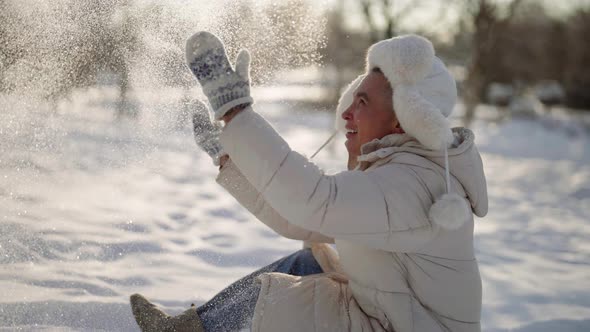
[{"left": 394, "top": 85, "right": 454, "bottom": 151}]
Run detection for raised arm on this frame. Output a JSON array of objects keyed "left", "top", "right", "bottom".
[
  {"left": 221, "top": 108, "right": 440, "bottom": 253},
  {"left": 185, "top": 31, "right": 439, "bottom": 252},
  {"left": 217, "top": 158, "right": 334, "bottom": 243}
]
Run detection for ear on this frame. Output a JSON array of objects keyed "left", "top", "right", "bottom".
[
  {"left": 392, "top": 126, "right": 405, "bottom": 134},
  {"left": 391, "top": 113, "right": 405, "bottom": 134}
]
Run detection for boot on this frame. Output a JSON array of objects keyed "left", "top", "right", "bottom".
[{"left": 130, "top": 293, "right": 204, "bottom": 332}]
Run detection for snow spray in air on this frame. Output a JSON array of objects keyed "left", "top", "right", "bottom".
[{"left": 0, "top": 0, "right": 329, "bottom": 170}]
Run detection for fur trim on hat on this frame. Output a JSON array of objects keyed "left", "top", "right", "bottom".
[
  {"left": 367, "top": 34, "right": 435, "bottom": 86},
  {"left": 334, "top": 75, "right": 365, "bottom": 132},
  {"left": 429, "top": 193, "right": 471, "bottom": 230},
  {"left": 394, "top": 85, "right": 454, "bottom": 150}
]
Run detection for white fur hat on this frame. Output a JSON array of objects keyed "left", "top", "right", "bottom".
[
  {"left": 335, "top": 35, "right": 458, "bottom": 151},
  {"left": 333, "top": 35, "right": 469, "bottom": 230}
]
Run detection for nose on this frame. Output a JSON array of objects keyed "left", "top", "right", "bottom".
[{"left": 341, "top": 103, "right": 353, "bottom": 121}]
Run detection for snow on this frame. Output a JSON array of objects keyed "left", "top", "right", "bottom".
[{"left": 1, "top": 88, "right": 589, "bottom": 331}]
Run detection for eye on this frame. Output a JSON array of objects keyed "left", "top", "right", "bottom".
[{"left": 353, "top": 94, "right": 367, "bottom": 109}]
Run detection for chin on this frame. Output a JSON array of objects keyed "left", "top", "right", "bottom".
[
  {"left": 344, "top": 140, "right": 354, "bottom": 154},
  {"left": 344, "top": 140, "right": 359, "bottom": 157}
]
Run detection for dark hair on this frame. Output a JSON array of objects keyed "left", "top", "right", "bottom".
[{"left": 372, "top": 67, "right": 382, "bottom": 74}]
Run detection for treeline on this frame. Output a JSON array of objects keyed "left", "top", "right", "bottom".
[
  {"left": 322, "top": 0, "right": 590, "bottom": 111},
  {"left": 2, "top": 0, "right": 589, "bottom": 112},
  {"left": 460, "top": 1, "right": 590, "bottom": 111}
]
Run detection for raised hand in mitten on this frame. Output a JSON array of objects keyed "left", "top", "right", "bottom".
[
  {"left": 186, "top": 31, "right": 252, "bottom": 120},
  {"left": 191, "top": 99, "right": 226, "bottom": 166}
]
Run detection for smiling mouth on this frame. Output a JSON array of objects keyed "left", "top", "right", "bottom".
[{"left": 345, "top": 129, "right": 358, "bottom": 139}]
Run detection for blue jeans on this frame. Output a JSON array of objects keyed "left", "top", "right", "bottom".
[{"left": 196, "top": 249, "right": 323, "bottom": 331}]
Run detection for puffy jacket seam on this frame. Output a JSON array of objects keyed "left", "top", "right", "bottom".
[
  {"left": 312, "top": 177, "right": 336, "bottom": 232},
  {"left": 405, "top": 254, "right": 434, "bottom": 279},
  {"left": 366, "top": 172, "right": 392, "bottom": 242},
  {"left": 463, "top": 152, "right": 480, "bottom": 208},
  {"left": 252, "top": 191, "right": 305, "bottom": 240},
  {"left": 395, "top": 159, "right": 466, "bottom": 201},
  {"left": 413, "top": 254, "right": 462, "bottom": 272},
  {"left": 312, "top": 279, "right": 318, "bottom": 332},
  {"left": 260, "top": 150, "right": 291, "bottom": 197},
  {"left": 437, "top": 314, "right": 480, "bottom": 324},
  {"left": 307, "top": 175, "right": 323, "bottom": 205},
  {"left": 327, "top": 224, "right": 432, "bottom": 236},
  {"left": 410, "top": 296, "right": 415, "bottom": 332},
  {"left": 320, "top": 178, "right": 334, "bottom": 230},
  {"left": 253, "top": 275, "right": 272, "bottom": 331},
  {"left": 414, "top": 252, "right": 476, "bottom": 261},
  {"left": 370, "top": 164, "right": 437, "bottom": 231},
  {"left": 252, "top": 192, "right": 264, "bottom": 215},
  {"left": 387, "top": 165, "right": 439, "bottom": 252},
  {"left": 342, "top": 284, "right": 352, "bottom": 331},
  {"left": 349, "top": 278, "right": 412, "bottom": 295},
  {"left": 406, "top": 166, "right": 437, "bottom": 209},
  {"left": 408, "top": 283, "right": 453, "bottom": 332}
]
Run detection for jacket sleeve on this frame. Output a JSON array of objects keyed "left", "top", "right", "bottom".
[
  {"left": 220, "top": 108, "right": 441, "bottom": 253},
  {"left": 216, "top": 157, "right": 335, "bottom": 243}
]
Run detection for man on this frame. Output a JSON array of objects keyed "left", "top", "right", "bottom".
[{"left": 131, "top": 32, "right": 488, "bottom": 332}]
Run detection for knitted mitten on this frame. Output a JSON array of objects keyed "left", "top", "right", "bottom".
[
  {"left": 186, "top": 31, "right": 252, "bottom": 120},
  {"left": 191, "top": 99, "right": 226, "bottom": 166}
]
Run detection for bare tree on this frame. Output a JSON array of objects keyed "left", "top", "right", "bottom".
[
  {"left": 359, "top": 0, "right": 422, "bottom": 42},
  {"left": 564, "top": 8, "right": 590, "bottom": 109},
  {"left": 323, "top": 0, "right": 451, "bottom": 104},
  {"left": 65, "top": 0, "right": 142, "bottom": 117},
  {"left": 109, "top": 3, "right": 141, "bottom": 118},
  {"left": 461, "top": 0, "right": 524, "bottom": 125},
  {"left": 322, "top": 1, "right": 371, "bottom": 104}
]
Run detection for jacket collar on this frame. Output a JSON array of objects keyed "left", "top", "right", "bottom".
[
  {"left": 357, "top": 128, "right": 468, "bottom": 164},
  {"left": 354, "top": 128, "right": 488, "bottom": 218},
  {"left": 356, "top": 133, "right": 420, "bottom": 169},
  {"left": 359, "top": 133, "right": 418, "bottom": 156}
]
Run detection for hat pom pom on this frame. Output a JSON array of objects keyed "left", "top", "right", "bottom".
[{"left": 429, "top": 193, "right": 471, "bottom": 230}]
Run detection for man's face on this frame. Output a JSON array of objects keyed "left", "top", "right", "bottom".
[{"left": 342, "top": 70, "right": 401, "bottom": 168}]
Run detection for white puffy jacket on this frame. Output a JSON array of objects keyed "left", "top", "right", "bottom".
[{"left": 217, "top": 107, "right": 488, "bottom": 332}]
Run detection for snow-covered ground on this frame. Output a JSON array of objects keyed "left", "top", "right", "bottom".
[{"left": 0, "top": 88, "right": 589, "bottom": 331}]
